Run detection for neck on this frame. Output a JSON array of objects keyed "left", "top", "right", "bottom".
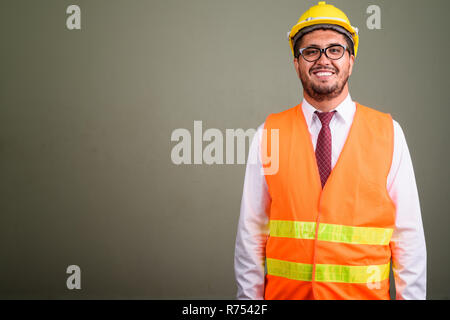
[{"left": 303, "top": 86, "right": 349, "bottom": 112}]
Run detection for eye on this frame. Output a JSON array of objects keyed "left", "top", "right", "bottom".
[
  {"left": 303, "top": 48, "right": 319, "bottom": 56},
  {"left": 328, "top": 46, "right": 344, "bottom": 54}
]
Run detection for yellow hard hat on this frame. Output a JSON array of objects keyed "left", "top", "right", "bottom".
[{"left": 288, "top": 1, "right": 359, "bottom": 58}]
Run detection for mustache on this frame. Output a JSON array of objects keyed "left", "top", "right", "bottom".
[{"left": 310, "top": 66, "right": 338, "bottom": 74}]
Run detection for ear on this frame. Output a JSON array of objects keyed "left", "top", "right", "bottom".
[
  {"left": 348, "top": 53, "right": 355, "bottom": 76},
  {"left": 293, "top": 57, "right": 301, "bottom": 78}
]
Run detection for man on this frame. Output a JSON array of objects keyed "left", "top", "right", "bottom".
[{"left": 234, "top": 1, "right": 426, "bottom": 300}]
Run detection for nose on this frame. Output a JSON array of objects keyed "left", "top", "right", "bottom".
[{"left": 316, "top": 49, "right": 332, "bottom": 65}]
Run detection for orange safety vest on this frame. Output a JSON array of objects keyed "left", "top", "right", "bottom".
[{"left": 261, "top": 102, "right": 396, "bottom": 300}]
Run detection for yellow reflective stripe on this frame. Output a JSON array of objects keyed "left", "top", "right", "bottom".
[
  {"left": 266, "top": 258, "right": 313, "bottom": 282},
  {"left": 317, "top": 223, "right": 393, "bottom": 245},
  {"left": 269, "top": 220, "right": 393, "bottom": 245},
  {"left": 315, "top": 263, "right": 390, "bottom": 283},
  {"left": 267, "top": 258, "right": 390, "bottom": 284},
  {"left": 269, "top": 220, "right": 316, "bottom": 239}
]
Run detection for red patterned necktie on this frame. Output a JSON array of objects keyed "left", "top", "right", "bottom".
[{"left": 315, "top": 110, "right": 336, "bottom": 188}]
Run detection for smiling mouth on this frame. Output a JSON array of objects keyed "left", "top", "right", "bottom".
[
  {"left": 315, "top": 71, "right": 333, "bottom": 76},
  {"left": 311, "top": 69, "right": 336, "bottom": 79}
]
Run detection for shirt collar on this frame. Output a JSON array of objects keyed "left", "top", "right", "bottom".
[{"left": 301, "top": 93, "right": 356, "bottom": 127}]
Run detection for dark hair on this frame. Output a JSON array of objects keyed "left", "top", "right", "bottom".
[{"left": 293, "top": 24, "right": 355, "bottom": 59}]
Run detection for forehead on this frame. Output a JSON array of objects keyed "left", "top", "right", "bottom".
[{"left": 300, "top": 29, "right": 348, "bottom": 46}]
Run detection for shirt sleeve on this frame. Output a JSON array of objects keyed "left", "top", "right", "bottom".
[
  {"left": 234, "top": 123, "right": 271, "bottom": 300},
  {"left": 388, "top": 120, "right": 427, "bottom": 300}
]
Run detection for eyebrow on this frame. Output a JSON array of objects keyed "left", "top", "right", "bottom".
[{"left": 305, "top": 42, "right": 343, "bottom": 48}]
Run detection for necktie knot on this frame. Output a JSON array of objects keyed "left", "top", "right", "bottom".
[{"left": 315, "top": 110, "right": 336, "bottom": 127}]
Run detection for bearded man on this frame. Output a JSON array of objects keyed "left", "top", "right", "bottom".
[{"left": 234, "top": 1, "right": 426, "bottom": 300}]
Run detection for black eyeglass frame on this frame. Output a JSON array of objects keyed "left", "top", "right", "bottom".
[{"left": 297, "top": 44, "right": 349, "bottom": 62}]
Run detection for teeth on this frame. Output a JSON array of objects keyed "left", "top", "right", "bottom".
[{"left": 316, "top": 72, "right": 332, "bottom": 76}]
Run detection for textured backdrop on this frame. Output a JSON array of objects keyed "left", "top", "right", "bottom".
[{"left": 0, "top": 0, "right": 449, "bottom": 299}]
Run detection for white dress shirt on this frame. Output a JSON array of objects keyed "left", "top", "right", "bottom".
[{"left": 234, "top": 94, "right": 427, "bottom": 300}]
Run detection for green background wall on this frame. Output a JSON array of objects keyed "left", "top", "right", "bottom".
[{"left": 1, "top": 0, "right": 448, "bottom": 299}]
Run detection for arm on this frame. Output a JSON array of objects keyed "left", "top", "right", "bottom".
[
  {"left": 234, "top": 123, "right": 271, "bottom": 300},
  {"left": 388, "top": 120, "right": 427, "bottom": 300}
]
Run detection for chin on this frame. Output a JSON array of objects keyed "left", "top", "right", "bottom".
[{"left": 313, "top": 84, "right": 339, "bottom": 94}]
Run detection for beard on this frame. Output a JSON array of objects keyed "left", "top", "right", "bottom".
[{"left": 300, "top": 68, "right": 349, "bottom": 102}]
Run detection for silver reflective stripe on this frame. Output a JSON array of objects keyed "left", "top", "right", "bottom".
[{"left": 299, "top": 16, "right": 349, "bottom": 24}]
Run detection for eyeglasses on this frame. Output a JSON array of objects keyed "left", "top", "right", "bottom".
[{"left": 298, "top": 44, "right": 348, "bottom": 62}]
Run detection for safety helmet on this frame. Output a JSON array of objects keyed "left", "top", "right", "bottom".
[{"left": 288, "top": 1, "right": 359, "bottom": 58}]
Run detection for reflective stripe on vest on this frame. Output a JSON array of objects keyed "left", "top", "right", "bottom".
[
  {"left": 267, "top": 258, "right": 390, "bottom": 284},
  {"left": 270, "top": 220, "right": 393, "bottom": 245}
]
